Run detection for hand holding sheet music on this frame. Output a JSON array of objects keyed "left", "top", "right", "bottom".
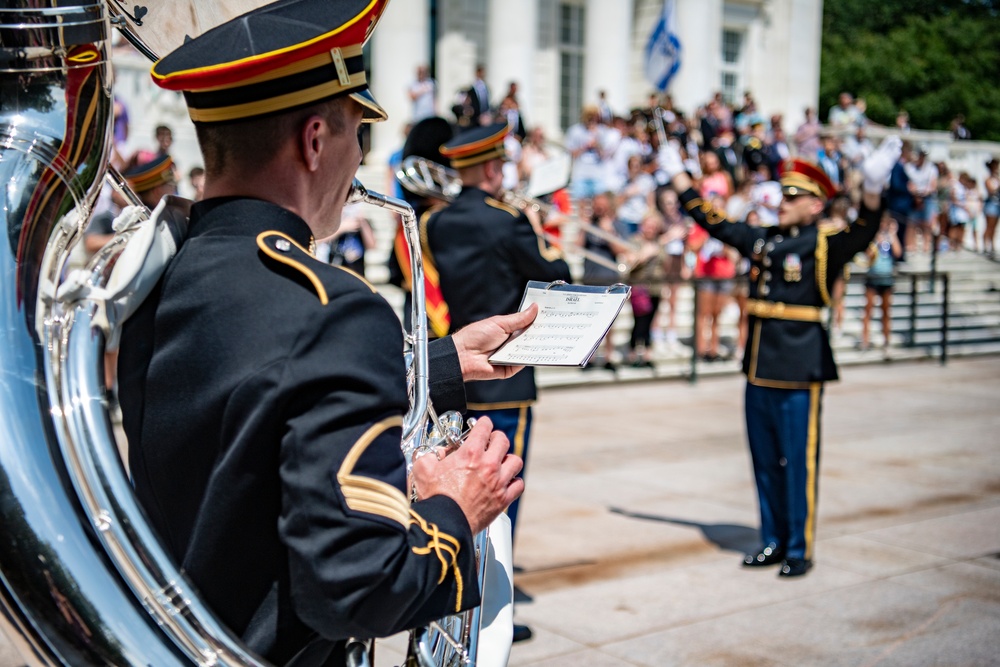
[{"left": 488, "top": 281, "right": 631, "bottom": 367}]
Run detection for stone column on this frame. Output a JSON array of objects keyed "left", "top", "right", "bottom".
[
  {"left": 672, "top": 0, "right": 723, "bottom": 112},
  {"left": 370, "top": 0, "right": 430, "bottom": 162},
  {"left": 488, "top": 0, "right": 538, "bottom": 122},
  {"left": 584, "top": 0, "right": 633, "bottom": 117}
]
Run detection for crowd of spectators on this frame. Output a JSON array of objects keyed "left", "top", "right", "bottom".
[
  {"left": 388, "top": 78, "right": 1000, "bottom": 366},
  {"left": 97, "top": 68, "right": 999, "bottom": 368}
]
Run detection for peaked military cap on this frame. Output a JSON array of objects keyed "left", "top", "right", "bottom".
[
  {"left": 403, "top": 116, "right": 454, "bottom": 163},
  {"left": 398, "top": 116, "right": 455, "bottom": 202},
  {"left": 123, "top": 154, "right": 175, "bottom": 193},
  {"left": 779, "top": 158, "right": 836, "bottom": 201},
  {"left": 440, "top": 122, "right": 509, "bottom": 169},
  {"left": 150, "top": 0, "right": 390, "bottom": 124}
]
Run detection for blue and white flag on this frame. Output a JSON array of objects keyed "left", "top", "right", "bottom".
[{"left": 645, "top": 0, "right": 682, "bottom": 92}]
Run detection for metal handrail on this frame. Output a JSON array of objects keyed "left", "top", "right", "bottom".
[{"left": 607, "top": 270, "right": 955, "bottom": 382}]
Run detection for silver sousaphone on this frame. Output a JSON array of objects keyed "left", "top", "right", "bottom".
[
  {"left": 0, "top": 1, "right": 506, "bottom": 666},
  {"left": 0, "top": 1, "right": 277, "bottom": 665}
]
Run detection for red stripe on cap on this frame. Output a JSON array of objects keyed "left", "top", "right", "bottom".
[
  {"left": 780, "top": 158, "right": 836, "bottom": 200},
  {"left": 152, "top": 0, "right": 387, "bottom": 92}
]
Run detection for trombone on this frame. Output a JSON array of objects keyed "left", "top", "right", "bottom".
[{"left": 396, "top": 156, "right": 641, "bottom": 276}]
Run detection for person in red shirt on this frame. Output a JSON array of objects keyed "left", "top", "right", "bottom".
[{"left": 687, "top": 201, "right": 736, "bottom": 361}]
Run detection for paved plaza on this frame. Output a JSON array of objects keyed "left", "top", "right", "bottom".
[
  {"left": 504, "top": 356, "right": 1000, "bottom": 666},
  {"left": 1, "top": 358, "right": 997, "bottom": 666}
]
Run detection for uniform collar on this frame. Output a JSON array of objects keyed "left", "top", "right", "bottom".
[
  {"left": 189, "top": 197, "right": 315, "bottom": 251},
  {"left": 458, "top": 185, "right": 494, "bottom": 200}
]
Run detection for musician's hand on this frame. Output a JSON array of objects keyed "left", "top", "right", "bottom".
[
  {"left": 522, "top": 204, "right": 544, "bottom": 232},
  {"left": 452, "top": 304, "right": 539, "bottom": 382},
  {"left": 411, "top": 418, "right": 524, "bottom": 534}
]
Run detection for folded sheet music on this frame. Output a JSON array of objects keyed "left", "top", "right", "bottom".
[{"left": 488, "top": 281, "right": 631, "bottom": 367}]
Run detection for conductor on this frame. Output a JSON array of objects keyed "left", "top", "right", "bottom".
[{"left": 658, "top": 136, "right": 902, "bottom": 577}]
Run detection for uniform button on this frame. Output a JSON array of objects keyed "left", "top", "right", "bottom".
[
  {"left": 275, "top": 239, "right": 291, "bottom": 251},
  {"left": 753, "top": 239, "right": 765, "bottom": 255},
  {"left": 790, "top": 226, "right": 800, "bottom": 237},
  {"left": 763, "top": 271, "right": 772, "bottom": 281},
  {"left": 765, "top": 243, "right": 775, "bottom": 252},
  {"left": 774, "top": 235, "right": 784, "bottom": 243},
  {"left": 760, "top": 285, "right": 770, "bottom": 296},
  {"left": 763, "top": 257, "right": 772, "bottom": 267}
]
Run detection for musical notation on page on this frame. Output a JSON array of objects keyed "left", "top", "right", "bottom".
[{"left": 488, "top": 281, "right": 630, "bottom": 367}]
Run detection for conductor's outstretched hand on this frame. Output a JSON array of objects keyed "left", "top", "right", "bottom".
[
  {"left": 862, "top": 135, "right": 903, "bottom": 195},
  {"left": 411, "top": 417, "right": 524, "bottom": 534}
]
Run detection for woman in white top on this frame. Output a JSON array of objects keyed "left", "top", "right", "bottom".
[
  {"left": 616, "top": 154, "right": 656, "bottom": 234},
  {"left": 959, "top": 172, "right": 983, "bottom": 253},
  {"left": 984, "top": 158, "right": 1000, "bottom": 258},
  {"left": 948, "top": 172, "right": 971, "bottom": 252}
]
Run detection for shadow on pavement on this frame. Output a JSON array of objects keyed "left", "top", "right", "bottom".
[{"left": 609, "top": 507, "right": 760, "bottom": 553}]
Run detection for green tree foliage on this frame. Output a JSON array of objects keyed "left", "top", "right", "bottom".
[{"left": 821, "top": 0, "right": 1000, "bottom": 140}]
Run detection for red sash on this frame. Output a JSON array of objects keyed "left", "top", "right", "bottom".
[{"left": 394, "top": 225, "right": 450, "bottom": 338}]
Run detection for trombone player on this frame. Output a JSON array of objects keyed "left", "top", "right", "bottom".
[
  {"left": 118, "top": 1, "right": 532, "bottom": 663},
  {"left": 422, "top": 122, "right": 572, "bottom": 641}
]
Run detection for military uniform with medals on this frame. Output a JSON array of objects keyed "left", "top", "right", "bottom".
[{"left": 676, "top": 158, "right": 882, "bottom": 576}]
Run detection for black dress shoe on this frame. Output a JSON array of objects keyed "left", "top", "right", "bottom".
[
  {"left": 778, "top": 558, "right": 813, "bottom": 577},
  {"left": 512, "top": 623, "right": 533, "bottom": 643},
  {"left": 742, "top": 543, "right": 785, "bottom": 567}
]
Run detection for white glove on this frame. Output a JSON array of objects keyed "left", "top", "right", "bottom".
[
  {"left": 862, "top": 135, "right": 903, "bottom": 195},
  {"left": 657, "top": 140, "right": 686, "bottom": 180}
]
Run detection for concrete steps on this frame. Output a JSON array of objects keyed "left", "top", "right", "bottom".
[{"left": 349, "top": 165, "right": 1000, "bottom": 388}]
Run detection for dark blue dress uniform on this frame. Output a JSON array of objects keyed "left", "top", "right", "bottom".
[
  {"left": 119, "top": 199, "right": 478, "bottom": 666},
  {"left": 422, "top": 122, "right": 572, "bottom": 541},
  {"left": 119, "top": 1, "right": 482, "bottom": 663},
  {"left": 677, "top": 159, "right": 882, "bottom": 573}
]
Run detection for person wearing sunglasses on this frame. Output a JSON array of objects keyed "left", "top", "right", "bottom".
[{"left": 658, "top": 136, "right": 901, "bottom": 577}]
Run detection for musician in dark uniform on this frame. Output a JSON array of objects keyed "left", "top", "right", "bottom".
[
  {"left": 741, "top": 121, "right": 768, "bottom": 182},
  {"left": 117, "top": 2, "right": 533, "bottom": 664},
  {"left": 387, "top": 115, "right": 454, "bottom": 337},
  {"left": 122, "top": 153, "right": 177, "bottom": 208},
  {"left": 423, "top": 123, "right": 571, "bottom": 552},
  {"left": 659, "top": 136, "right": 901, "bottom": 577}
]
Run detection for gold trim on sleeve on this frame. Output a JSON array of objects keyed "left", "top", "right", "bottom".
[
  {"left": 815, "top": 227, "right": 834, "bottom": 306},
  {"left": 336, "top": 416, "right": 410, "bottom": 526},
  {"left": 409, "top": 510, "right": 465, "bottom": 612}
]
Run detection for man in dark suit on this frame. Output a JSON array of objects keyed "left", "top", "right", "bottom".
[
  {"left": 659, "top": 135, "right": 901, "bottom": 577},
  {"left": 469, "top": 64, "right": 491, "bottom": 126},
  {"left": 117, "top": 2, "right": 533, "bottom": 663}
]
